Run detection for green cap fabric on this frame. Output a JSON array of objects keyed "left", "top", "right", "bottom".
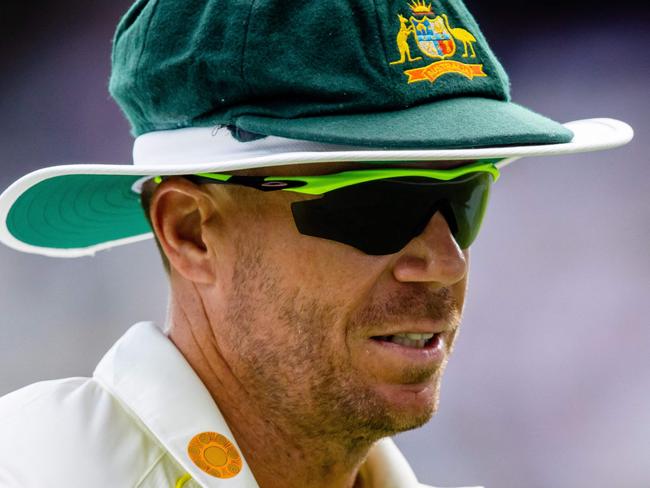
[
  {"left": 109, "top": 0, "right": 573, "bottom": 148},
  {"left": 1, "top": 0, "right": 634, "bottom": 259}
]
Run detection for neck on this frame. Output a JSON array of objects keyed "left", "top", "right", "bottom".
[{"left": 166, "top": 284, "right": 373, "bottom": 488}]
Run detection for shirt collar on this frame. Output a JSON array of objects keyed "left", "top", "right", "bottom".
[{"left": 93, "top": 322, "right": 422, "bottom": 488}]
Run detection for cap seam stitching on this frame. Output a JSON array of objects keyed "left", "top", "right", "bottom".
[
  {"left": 370, "top": 0, "right": 401, "bottom": 105},
  {"left": 239, "top": 0, "right": 258, "bottom": 104},
  {"left": 134, "top": 0, "right": 160, "bottom": 104}
]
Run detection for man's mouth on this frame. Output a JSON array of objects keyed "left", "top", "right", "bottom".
[{"left": 371, "top": 333, "right": 440, "bottom": 350}]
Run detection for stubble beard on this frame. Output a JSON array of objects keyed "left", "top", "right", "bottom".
[{"left": 223, "top": 238, "right": 460, "bottom": 450}]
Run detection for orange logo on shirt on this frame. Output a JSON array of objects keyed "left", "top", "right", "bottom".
[{"left": 187, "top": 432, "right": 243, "bottom": 478}]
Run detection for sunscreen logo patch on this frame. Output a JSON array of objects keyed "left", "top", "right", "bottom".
[
  {"left": 187, "top": 432, "right": 243, "bottom": 478},
  {"left": 389, "top": 1, "right": 487, "bottom": 84}
]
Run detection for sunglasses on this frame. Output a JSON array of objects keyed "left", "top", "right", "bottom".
[{"left": 156, "top": 161, "right": 500, "bottom": 255}]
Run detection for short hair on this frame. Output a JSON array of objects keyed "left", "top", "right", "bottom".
[{"left": 139, "top": 178, "right": 171, "bottom": 275}]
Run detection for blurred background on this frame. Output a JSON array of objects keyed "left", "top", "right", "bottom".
[{"left": 0, "top": 1, "right": 648, "bottom": 487}]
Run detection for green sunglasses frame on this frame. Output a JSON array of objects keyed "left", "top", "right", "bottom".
[
  {"left": 150, "top": 160, "right": 501, "bottom": 254},
  {"left": 154, "top": 160, "right": 500, "bottom": 194}
]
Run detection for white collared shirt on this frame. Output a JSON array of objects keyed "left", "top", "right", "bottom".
[{"left": 0, "top": 322, "right": 481, "bottom": 488}]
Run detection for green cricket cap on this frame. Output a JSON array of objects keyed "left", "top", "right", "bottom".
[
  {"left": 109, "top": 0, "right": 571, "bottom": 147},
  {"left": 0, "top": 0, "right": 634, "bottom": 258}
]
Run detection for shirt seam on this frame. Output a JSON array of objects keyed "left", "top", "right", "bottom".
[
  {"left": 134, "top": 450, "right": 167, "bottom": 488},
  {"left": 92, "top": 376, "right": 164, "bottom": 445},
  {"left": 92, "top": 376, "right": 173, "bottom": 474},
  {"left": 0, "top": 377, "right": 90, "bottom": 425},
  {"left": 93, "top": 375, "right": 203, "bottom": 486}
]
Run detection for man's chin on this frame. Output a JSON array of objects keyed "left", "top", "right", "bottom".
[
  {"left": 352, "top": 380, "right": 439, "bottom": 436},
  {"left": 379, "top": 381, "right": 439, "bottom": 428}
]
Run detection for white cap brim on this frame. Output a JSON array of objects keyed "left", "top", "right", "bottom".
[{"left": 0, "top": 117, "right": 634, "bottom": 258}]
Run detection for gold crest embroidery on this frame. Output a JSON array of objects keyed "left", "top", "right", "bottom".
[{"left": 390, "top": 1, "right": 487, "bottom": 84}]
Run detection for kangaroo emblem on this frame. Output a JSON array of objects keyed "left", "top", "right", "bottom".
[
  {"left": 388, "top": 1, "right": 487, "bottom": 85},
  {"left": 389, "top": 14, "right": 422, "bottom": 65}
]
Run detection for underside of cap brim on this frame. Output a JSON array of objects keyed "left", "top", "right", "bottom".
[
  {"left": 234, "top": 97, "right": 575, "bottom": 149},
  {"left": 1, "top": 173, "right": 154, "bottom": 258},
  {"left": 0, "top": 117, "right": 633, "bottom": 258}
]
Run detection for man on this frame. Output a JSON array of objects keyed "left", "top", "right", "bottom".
[{"left": 0, "top": 0, "right": 633, "bottom": 487}]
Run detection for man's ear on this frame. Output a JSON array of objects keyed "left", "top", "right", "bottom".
[{"left": 149, "top": 177, "right": 218, "bottom": 283}]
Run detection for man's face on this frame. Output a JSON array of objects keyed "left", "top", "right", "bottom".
[{"left": 192, "top": 161, "right": 469, "bottom": 442}]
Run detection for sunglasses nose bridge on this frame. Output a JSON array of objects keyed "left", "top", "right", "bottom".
[{"left": 393, "top": 210, "right": 468, "bottom": 285}]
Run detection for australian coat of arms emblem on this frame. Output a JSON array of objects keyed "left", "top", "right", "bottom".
[{"left": 390, "top": 1, "right": 487, "bottom": 84}]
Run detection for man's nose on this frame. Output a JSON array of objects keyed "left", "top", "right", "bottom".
[{"left": 391, "top": 211, "right": 468, "bottom": 286}]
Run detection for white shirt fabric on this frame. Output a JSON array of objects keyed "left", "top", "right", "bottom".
[{"left": 0, "top": 322, "right": 482, "bottom": 488}]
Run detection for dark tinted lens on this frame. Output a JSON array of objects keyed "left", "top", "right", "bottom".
[
  {"left": 291, "top": 172, "right": 492, "bottom": 255},
  {"left": 445, "top": 173, "right": 491, "bottom": 248}
]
